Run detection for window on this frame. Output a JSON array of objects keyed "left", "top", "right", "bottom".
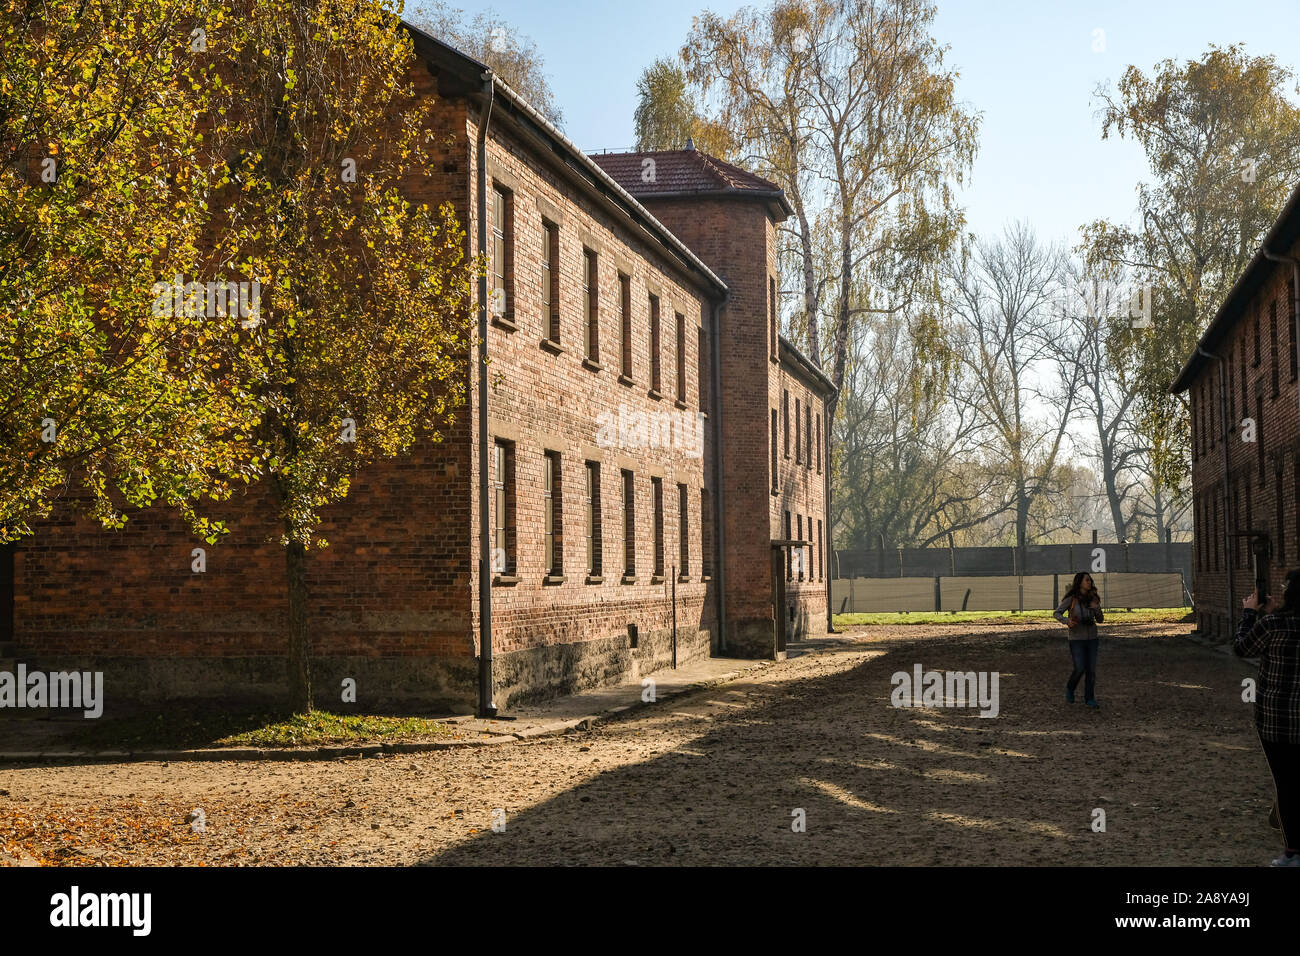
[
  {"left": 1294, "top": 454, "right": 1300, "bottom": 567},
  {"left": 785, "top": 511, "right": 792, "bottom": 580},
  {"left": 796, "top": 514, "right": 804, "bottom": 579},
  {"left": 769, "top": 276, "right": 778, "bottom": 360},
  {"left": 1258, "top": 393, "right": 1265, "bottom": 477},
  {"left": 1205, "top": 379, "right": 1213, "bottom": 454},
  {"left": 491, "top": 186, "right": 513, "bottom": 320},
  {"left": 1228, "top": 343, "right": 1236, "bottom": 425},
  {"left": 805, "top": 400, "right": 812, "bottom": 469},
  {"left": 583, "top": 248, "right": 599, "bottom": 361},
  {"left": 698, "top": 326, "right": 709, "bottom": 414},
  {"left": 1271, "top": 299, "right": 1280, "bottom": 396},
  {"left": 0, "top": 543, "right": 13, "bottom": 646},
  {"left": 1277, "top": 461, "right": 1285, "bottom": 564},
  {"left": 492, "top": 440, "right": 516, "bottom": 577},
  {"left": 771, "top": 409, "right": 779, "bottom": 493},
  {"left": 541, "top": 220, "right": 559, "bottom": 342},
  {"left": 1206, "top": 374, "right": 1216, "bottom": 447},
  {"left": 1239, "top": 344, "right": 1248, "bottom": 420},
  {"left": 815, "top": 413, "right": 822, "bottom": 474},
  {"left": 649, "top": 294, "right": 661, "bottom": 393},
  {"left": 1201, "top": 382, "right": 1209, "bottom": 458},
  {"left": 622, "top": 470, "right": 635, "bottom": 576},
  {"left": 585, "top": 462, "right": 601, "bottom": 577},
  {"left": 678, "top": 483, "right": 689, "bottom": 576},
  {"left": 1206, "top": 494, "right": 1216, "bottom": 567},
  {"left": 619, "top": 274, "right": 632, "bottom": 378},
  {"left": 1194, "top": 498, "right": 1202, "bottom": 572},
  {"left": 1193, "top": 385, "right": 1201, "bottom": 460},
  {"left": 783, "top": 389, "right": 790, "bottom": 458},
  {"left": 1235, "top": 483, "right": 1243, "bottom": 568},
  {"left": 652, "top": 477, "right": 665, "bottom": 578},
  {"left": 1253, "top": 309, "right": 1261, "bottom": 367},
  {"left": 701, "top": 488, "right": 713, "bottom": 579},
  {"left": 795, "top": 397, "right": 802, "bottom": 464},
  {"left": 1290, "top": 281, "right": 1298, "bottom": 381},
  {"left": 1245, "top": 478, "right": 1253, "bottom": 566},
  {"left": 675, "top": 311, "right": 686, "bottom": 402},
  {"left": 543, "top": 451, "right": 562, "bottom": 577},
  {"left": 818, "top": 519, "right": 824, "bottom": 581}
]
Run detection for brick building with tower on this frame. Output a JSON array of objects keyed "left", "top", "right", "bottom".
[
  {"left": 0, "top": 27, "right": 835, "bottom": 714},
  {"left": 1172, "top": 182, "right": 1300, "bottom": 640}
]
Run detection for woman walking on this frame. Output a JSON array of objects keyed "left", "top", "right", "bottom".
[
  {"left": 1237, "top": 573, "right": 1300, "bottom": 867},
  {"left": 1053, "top": 572, "right": 1104, "bottom": 708}
]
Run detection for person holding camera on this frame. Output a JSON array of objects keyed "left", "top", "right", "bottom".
[
  {"left": 1237, "top": 572, "right": 1300, "bottom": 867},
  {"left": 1053, "top": 571, "right": 1104, "bottom": 708}
]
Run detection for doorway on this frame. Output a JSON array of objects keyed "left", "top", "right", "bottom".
[{"left": 770, "top": 545, "right": 787, "bottom": 654}]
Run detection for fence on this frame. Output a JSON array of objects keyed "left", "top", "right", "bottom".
[
  {"left": 833, "top": 541, "right": 1192, "bottom": 581},
  {"left": 830, "top": 572, "right": 1189, "bottom": 614}
]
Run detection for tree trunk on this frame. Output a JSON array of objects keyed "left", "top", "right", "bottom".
[
  {"left": 1100, "top": 443, "right": 1127, "bottom": 543},
  {"left": 1016, "top": 482, "right": 1030, "bottom": 552},
  {"left": 286, "top": 538, "right": 313, "bottom": 713},
  {"left": 1153, "top": 485, "right": 1168, "bottom": 543}
]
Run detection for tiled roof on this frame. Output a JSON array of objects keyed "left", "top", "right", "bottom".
[
  {"left": 1170, "top": 179, "right": 1300, "bottom": 392},
  {"left": 590, "top": 148, "right": 788, "bottom": 203}
]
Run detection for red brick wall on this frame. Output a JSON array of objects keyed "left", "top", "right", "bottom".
[
  {"left": 8, "top": 63, "right": 825, "bottom": 707},
  {"left": 633, "top": 195, "right": 830, "bottom": 648},
  {"left": 12, "top": 62, "right": 478, "bottom": 699},
  {"left": 1188, "top": 236, "right": 1300, "bottom": 640},
  {"left": 465, "top": 116, "right": 717, "bottom": 675}
]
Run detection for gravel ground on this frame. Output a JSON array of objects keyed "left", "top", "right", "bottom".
[{"left": 0, "top": 622, "right": 1283, "bottom": 866}]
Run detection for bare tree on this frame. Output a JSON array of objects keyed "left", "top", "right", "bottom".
[
  {"left": 946, "top": 223, "right": 1081, "bottom": 551},
  {"left": 1054, "top": 259, "right": 1147, "bottom": 542},
  {"left": 833, "top": 309, "right": 1010, "bottom": 549},
  {"left": 405, "top": 1, "right": 564, "bottom": 126},
  {"left": 680, "top": 0, "right": 977, "bottom": 425}
]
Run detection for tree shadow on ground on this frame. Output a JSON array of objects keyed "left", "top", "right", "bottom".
[{"left": 422, "top": 626, "right": 1276, "bottom": 866}]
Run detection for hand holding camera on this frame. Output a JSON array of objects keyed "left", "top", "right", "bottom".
[{"left": 1243, "top": 590, "right": 1278, "bottom": 614}]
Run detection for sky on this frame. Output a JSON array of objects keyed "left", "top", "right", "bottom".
[{"left": 406, "top": 0, "right": 1300, "bottom": 249}]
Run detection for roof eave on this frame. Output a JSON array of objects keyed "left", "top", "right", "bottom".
[
  {"left": 779, "top": 336, "right": 837, "bottom": 396},
  {"left": 632, "top": 187, "right": 794, "bottom": 223},
  {"left": 1170, "top": 180, "right": 1300, "bottom": 394},
  {"left": 401, "top": 19, "right": 730, "bottom": 299}
]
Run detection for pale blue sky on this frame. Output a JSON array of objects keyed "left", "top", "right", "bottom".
[{"left": 407, "top": 0, "right": 1300, "bottom": 248}]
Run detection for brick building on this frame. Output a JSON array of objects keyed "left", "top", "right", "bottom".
[
  {"left": 1172, "top": 182, "right": 1300, "bottom": 639},
  {"left": 0, "top": 28, "right": 834, "bottom": 713}
]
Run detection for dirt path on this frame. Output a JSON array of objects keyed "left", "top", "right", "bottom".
[{"left": 0, "top": 622, "right": 1281, "bottom": 866}]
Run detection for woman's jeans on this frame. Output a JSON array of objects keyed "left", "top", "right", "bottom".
[
  {"left": 1261, "top": 737, "right": 1300, "bottom": 850},
  {"left": 1068, "top": 638, "right": 1099, "bottom": 701}
]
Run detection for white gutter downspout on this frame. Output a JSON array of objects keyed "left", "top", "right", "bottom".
[
  {"left": 476, "top": 73, "right": 498, "bottom": 718},
  {"left": 1196, "top": 344, "right": 1234, "bottom": 634},
  {"left": 710, "top": 292, "right": 731, "bottom": 652}
]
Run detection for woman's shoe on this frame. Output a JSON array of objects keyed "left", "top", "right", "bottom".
[
  {"left": 1270, "top": 851, "right": 1300, "bottom": 867},
  {"left": 1086, "top": 699, "right": 1100, "bottom": 709},
  {"left": 1066, "top": 689, "right": 1075, "bottom": 703}
]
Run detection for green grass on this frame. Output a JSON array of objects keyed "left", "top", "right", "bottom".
[
  {"left": 68, "top": 709, "right": 458, "bottom": 751},
  {"left": 216, "top": 712, "right": 457, "bottom": 747},
  {"left": 834, "top": 607, "right": 1193, "bottom": 628}
]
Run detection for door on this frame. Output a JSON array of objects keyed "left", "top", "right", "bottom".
[{"left": 771, "top": 545, "right": 787, "bottom": 653}]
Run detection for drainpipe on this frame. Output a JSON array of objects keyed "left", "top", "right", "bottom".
[
  {"left": 824, "top": 403, "right": 833, "bottom": 634},
  {"left": 1196, "top": 345, "right": 1233, "bottom": 634},
  {"left": 476, "top": 73, "right": 498, "bottom": 718},
  {"left": 710, "top": 293, "right": 730, "bottom": 653}
]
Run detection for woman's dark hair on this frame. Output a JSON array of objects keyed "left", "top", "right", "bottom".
[
  {"left": 1064, "top": 571, "right": 1094, "bottom": 600},
  {"left": 1278, "top": 570, "right": 1300, "bottom": 614}
]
